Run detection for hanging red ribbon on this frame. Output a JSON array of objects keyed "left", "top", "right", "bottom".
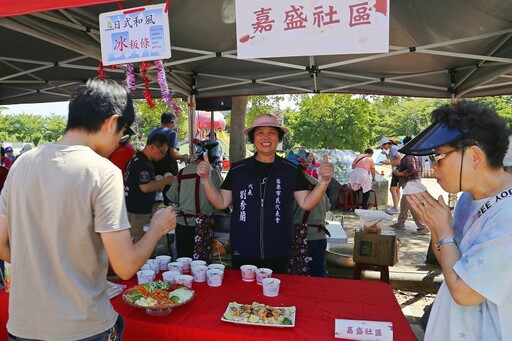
[
  {"left": 140, "top": 61, "right": 155, "bottom": 108},
  {"left": 98, "top": 60, "right": 106, "bottom": 79}
]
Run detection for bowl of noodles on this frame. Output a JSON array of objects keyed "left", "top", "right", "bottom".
[{"left": 122, "top": 280, "right": 195, "bottom": 316}]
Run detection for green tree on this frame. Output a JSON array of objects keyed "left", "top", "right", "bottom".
[{"left": 287, "top": 94, "right": 377, "bottom": 152}]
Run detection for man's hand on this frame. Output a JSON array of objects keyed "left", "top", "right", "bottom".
[
  {"left": 149, "top": 206, "right": 176, "bottom": 235},
  {"left": 197, "top": 152, "right": 211, "bottom": 184},
  {"left": 318, "top": 154, "right": 334, "bottom": 184}
]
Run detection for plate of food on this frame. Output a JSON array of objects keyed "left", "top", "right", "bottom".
[
  {"left": 221, "top": 301, "right": 296, "bottom": 327},
  {"left": 122, "top": 280, "right": 195, "bottom": 316}
]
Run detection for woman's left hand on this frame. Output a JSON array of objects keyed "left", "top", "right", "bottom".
[
  {"left": 318, "top": 154, "right": 334, "bottom": 184},
  {"left": 407, "top": 192, "right": 452, "bottom": 234}
]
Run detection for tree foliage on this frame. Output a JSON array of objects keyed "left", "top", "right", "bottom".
[
  {"left": 0, "top": 111, "right": 66, "bottom": 146},
  {"left": 287, "top": 94, "right": 378, "bottom": 152}
]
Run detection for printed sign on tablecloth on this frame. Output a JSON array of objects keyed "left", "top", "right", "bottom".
[
  {"left": 235, "top": 0, "right": 389, "bottom": 59},
  {"left": 99, "top": 3, "right": 171, "bottom": 66}
]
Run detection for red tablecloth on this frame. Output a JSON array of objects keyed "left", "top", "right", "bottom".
[{"left": 0, "top": 270, "right": 415, "bottom": 340}]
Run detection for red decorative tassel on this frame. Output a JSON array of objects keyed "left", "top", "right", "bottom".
[
  {"left": 98, "top": 60, "right": 106, "bottom": 80},
  {"left": 140, "top": 61, "right": 155, "bottom": 108}
]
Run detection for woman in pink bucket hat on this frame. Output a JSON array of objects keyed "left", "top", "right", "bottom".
[{"left": 197, "top": 114, "right": 334, "bottom": 273}]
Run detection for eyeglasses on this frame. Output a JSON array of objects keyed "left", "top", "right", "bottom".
[
  {"left": 428, "top": 148, "right": 460, "bottom": 165},
  {"left": 156, "top": 146, "right": 168, "bottom": 158},
  {"left": 119, "top": 126, "right": 134, "bottom": 144},
  {"left": 119, "top": 133, "right": 131, "bottom": 144}
]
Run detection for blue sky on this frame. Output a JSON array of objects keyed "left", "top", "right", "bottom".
[{"left": 3, "top": 101, "right": 68, "bottom": 117}]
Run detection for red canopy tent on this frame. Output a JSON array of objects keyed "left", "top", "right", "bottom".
[{"left": 0, "top": 0, "right": 119, "bottom": 18}]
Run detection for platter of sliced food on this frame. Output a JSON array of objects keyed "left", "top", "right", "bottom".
[
  {"left": 122, "top": 280, "right": 195, "bottom": 316},
  {"left": 221, "top": 301, "right": 296, "bottom": 327}
]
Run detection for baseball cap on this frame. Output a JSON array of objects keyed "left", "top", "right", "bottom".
[
  {"left": 161, "top": 112, "right": 176, "bottom": 124},
  {"left": 243, "top": 114, "right": 289, "bottom": 135},
  {"left": 4, "top": 146, "right": 12, "bottom": 153},
  {"left": 378, "top": 137, "right": 392, "bottom": 148}
]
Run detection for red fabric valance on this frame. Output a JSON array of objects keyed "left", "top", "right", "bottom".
[{"left": 0, "top": 0, "right": 120, "bottom": 18}]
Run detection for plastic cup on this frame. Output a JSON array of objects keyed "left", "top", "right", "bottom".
[
  {"left": 256, "top": 268, "right": 273, "bottom": 285},
  {"left": 167, "top": 262, "right": 184, "bottom": 274},
  {"left": 156, "top": 255, "right": 172, "bottom": 271},
  {"left": 191, "top": 265, "right": 208, "bottom": 282},
  {"left": 206, "top": 269, "right": 223, "bottom": 287},
  {"left": 208, "top": 263, "right": 225, "bottom": 272},
  {"left": 262, "top": 278, "right": 281, "bottom": 297},
  {"left": 140, "top": 263, "right": 151, "bottom": 271},
  {"left": 175, "top": 274, "right": 194, "bottom": 288},
  {"left": 146, "top": 259, "right": 160, "bottom": 274},
  {"left": 162, "top": 270, "right": 181, "bottom": 284},
  {"left": 136, "top": 270, "right": 155, "bottom": 285},
  {"left": 240, "top": 265, "right": 257, "bottom": 282},
  {"left": 176, "top": 257, "right": 193, "bottom": 273},
  {"left": 190, "top": 260, "right": 207, "bottom": 269}
]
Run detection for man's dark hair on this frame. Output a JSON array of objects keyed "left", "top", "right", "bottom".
[
  {"left": 66, "top": 78, "right": 135, "bottom": 134},
  {"left": 364, "top": 148, "right": 373, "bottom": 154},
  {"left": 147, "top": 133, "right": 169, "bottom": 148},
  {"left": 432, "top": 101, "right": 510, "bottom": 168},
  {"left": 247, "top": 127, "right": 285, "bottom": 144}
]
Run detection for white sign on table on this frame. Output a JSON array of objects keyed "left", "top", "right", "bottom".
[
  {"left": 99, "top": 3, "right": 171, "bottom": 66},
  {"left": 235, "top": 0, "right": 390, "bottom": 59}
]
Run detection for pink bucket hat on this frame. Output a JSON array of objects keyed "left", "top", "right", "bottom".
[{"left": 243, "top": 114, "right": 289, "bottom": 135}]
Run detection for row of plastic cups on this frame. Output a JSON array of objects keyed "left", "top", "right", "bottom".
[
  {"left": 240, "top": 266, "right": 280, "bottom": 297},
  {"left": 240, "top": 265, "right": 273, "bottom": 285},
  {"left": 167, "top": 261, "right": 225, "bottom": 276},
  {"left": 161, "top": 268, "right": 224, "bottom": 288}
]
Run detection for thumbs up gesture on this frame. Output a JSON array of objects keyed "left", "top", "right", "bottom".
[
  {"left": 197, "top": 152, "right": 211, "bottom": 184},
  {"left": 318, "top": 154, "right": 334, "bottom": 185}
]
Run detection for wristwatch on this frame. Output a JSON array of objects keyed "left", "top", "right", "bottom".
[{"left": 436, "top": 237, "right": 457, "bottom": 251}]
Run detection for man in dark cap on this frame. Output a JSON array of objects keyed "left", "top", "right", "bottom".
[
  {"left": 148, "top": 112, "right": 189, "bottom": 205},
  {"left": 399, "top": 101, "right": 512, "bottom": 340}
]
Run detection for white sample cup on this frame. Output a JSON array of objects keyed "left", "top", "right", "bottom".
[
  {"left": 208, "top": 263, "right": 225, "bottom": 272},
  {"left": 175, "top": 274, "right": 194, "bottom": 288},
  {"left": 191, "top": 265, "right": 208, "bottom": 282},
  {"left": 176, "top": 257, "right": 193, "bottom": 273},
  {"left": 136, "top": 270, "right": 155, "bottom": 285},
  {"left": 156, "top": 255, "right": 172, "bottom": 271},
  {"left": 190, "top": 260, "right": 207, "bottom": 269},
  {"left": 206, "top": 269, "right": 223, "bottom": 287},
  {"left": 262, "top": 278, "right": 281, "bottom": 297},
  {"left": 240, "top": 265, "right": 257, "bottom": 282},
  {"left": 162, "top": 270, "right": 181, "bottom": 284},
  {"left": 140, "top": 263, "right": 151, "bottom": 271},
  {"left": 146, "top": 259, "right": 160, "bottom": 274},
  {"left": 167, "top": 262, "right": 184, "bottom": 274},
  {"left": 255, "top": 268, "right": 273, "bottom": 285}
]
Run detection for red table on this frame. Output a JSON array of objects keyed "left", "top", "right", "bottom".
[{"left": 0, "top": 270, "right": 415, "bottom": 340}]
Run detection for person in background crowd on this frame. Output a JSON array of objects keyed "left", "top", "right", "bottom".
[
  {"left": 197, "top": 114, "right": 334, "bottom": 274},
  {"left": 400, "top": 101, "right": 512, "bottom": 340},
  {"left": 391, "top": 136, "right": 429, "bottom": 234},
  {"left": 4, "top": 147, "right": 14, "bottom": 164},
  {"left": 148, "top": 112, "right": 189, "bottom": 206},
  {"left": 124, "top": 133, "right": 175, "bottom": 243},
  {"left": 305, "top": 152, "right": 320, "bottom": 179},
  {"left": 109, "top": 134, "right": 135, "bottom": 178},
  {"left": 0, "top": 147, "right": 12, "bottom": 169},
  {"left": 380, "top": 137, "right": 402, "bottom": 214},
  {"left": 348, "top": 148, "right": 376, "bottom": 209},
  {"left": 286, "top": 152, "right": 330, "bottom": 277},
  {"left": 0, "top": 78, "right": 176, "bottom": 340},
  {"left": 14, "top": 143, "right": 32, "bottom": 162},
  {"left": 167, "top": 139, "right": 223, "bottom": 262}
]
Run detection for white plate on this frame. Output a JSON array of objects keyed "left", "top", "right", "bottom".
[{"left": 221, "top": 302, "right": 296, "bottom": 328}]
